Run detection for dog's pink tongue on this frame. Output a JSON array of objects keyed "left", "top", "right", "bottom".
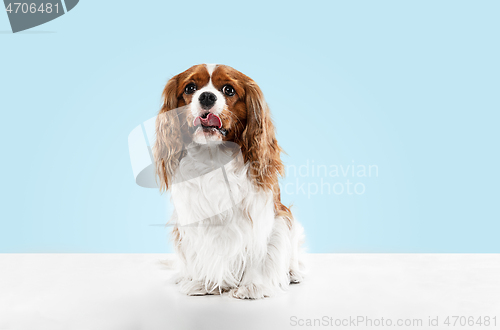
[{"left": 193, "top": 113, "right": 222, "bottom": 128}]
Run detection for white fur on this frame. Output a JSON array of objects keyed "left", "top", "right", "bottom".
[
  {"left": 205, "top": 63, "right": 217, "bottom": 76},
  {"left": 189, "top": 64, "right": 225, "bottom": 118},
  {"left": 192, "top": 126, "right": 222, "bottom": 144},
  {"left": 170, "top": 142, "right": 305, "bottom": 299},
  {"left": 190, "top": 64, "right": 226, "bottom": 144}
]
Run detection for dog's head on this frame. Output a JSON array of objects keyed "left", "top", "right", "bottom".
[{"left": 154, "top": 64, "right": 283, "bottom": 192}]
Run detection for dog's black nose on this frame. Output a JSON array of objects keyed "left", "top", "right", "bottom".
[{"left": 199, "top": 92, "right": 217, "bottom": 109}]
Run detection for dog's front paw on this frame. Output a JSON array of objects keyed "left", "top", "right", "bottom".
[
  {"left": 289, "top": 270, "right": 303, "bottom": 284},
  {"left": 179, "top": 279, "right": 223, "bottom": 296},
  {"left": 229, "top": 284, "right": 272, "bottom": 300},
  {"left": 179, "top": 280, "right": 209, "bottom": 296}
]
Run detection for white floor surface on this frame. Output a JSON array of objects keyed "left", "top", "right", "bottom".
[{"left": 0, "top": 254, "right": 499, "bottom": 330}]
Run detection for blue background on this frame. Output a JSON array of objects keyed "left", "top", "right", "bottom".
[{"left": 1, "top": 1, "right": 499, "bottom": 253}]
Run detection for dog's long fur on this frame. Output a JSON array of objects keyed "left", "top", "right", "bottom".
[{"left": 154, "top": 64, "right": 304, "bottom": 299}]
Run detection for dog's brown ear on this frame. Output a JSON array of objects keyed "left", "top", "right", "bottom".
[
  {"left": 242, "top": 80, "right": 284, "bottom": 191},
  {"left": 153, "top": 75, "right": 184, "bottom": 192}
]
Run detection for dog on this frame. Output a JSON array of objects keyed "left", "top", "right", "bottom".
[{"left": 153, "top": 64, "right": 304, "bottom": 299}]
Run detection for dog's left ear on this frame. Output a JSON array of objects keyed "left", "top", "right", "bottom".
[{"left": 242, "top": 80, "right": 284, "bottom": 191}]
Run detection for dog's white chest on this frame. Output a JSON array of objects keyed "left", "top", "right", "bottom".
[{"left": 170, "top": 143, "right": 251, "bottom": 227}]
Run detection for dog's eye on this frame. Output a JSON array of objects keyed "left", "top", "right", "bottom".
[
  {"left": 222, "top": 85, "right": 235, "bottom": 97},
  {"left": 184, "top": 83, "right": 197, "bottom": 95}
]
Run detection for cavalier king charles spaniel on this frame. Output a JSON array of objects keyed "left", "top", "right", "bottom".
[{"left": 153, "top": 64, "right": 304, "bottom": 299}]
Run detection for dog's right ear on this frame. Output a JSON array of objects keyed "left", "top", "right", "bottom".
[{"left": 153, "top": 75, "right": 184, "bottom": 192}]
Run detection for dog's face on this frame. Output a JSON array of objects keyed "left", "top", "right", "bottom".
[
  {"left": 165, "top": 64, "right": 250, "bottom": 144},
  {"left": 154, "top": 64, "right": 283, "bottom": 192}
]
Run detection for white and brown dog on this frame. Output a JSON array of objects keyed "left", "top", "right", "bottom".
[{"left": 154, "top": 64, "right": 304, "bottom": 299}]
